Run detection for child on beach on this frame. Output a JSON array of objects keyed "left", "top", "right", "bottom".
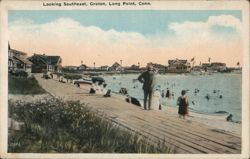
[
  {"left": 151, "top": 88, "right": 162, "bottom": 110},
  {"left": 177, "top": 90, "right": 189, "bottom": 119}
]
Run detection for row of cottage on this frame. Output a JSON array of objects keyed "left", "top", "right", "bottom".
[
  {"left": 8, "top": 44, "right": 227, "bottom": 74},
  {"left": 8, "top": 44, "right": 62, "bottom": 73},
  {"left": 63, "top": 61, "right": 227, "bottom": 73}
]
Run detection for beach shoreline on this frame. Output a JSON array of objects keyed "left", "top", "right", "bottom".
[
  {"left": 8, "top": 93, "right": 241, "bottom": 137},
  {"left": 6, "top": 73, "right": 241, "bottom": 153},
  {"left": 106, "top": 92, "right": 242, "bottom": 136},
  {"left": 163, "top": 105, "right": 241, "bottom": 136}
]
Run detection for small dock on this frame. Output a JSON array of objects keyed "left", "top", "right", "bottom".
[{"left": 34, "top": 74, "right": 241, "bottom": 154}]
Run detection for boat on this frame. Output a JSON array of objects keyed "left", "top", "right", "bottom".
[
  {"left": 74, "top": 76, "right": 106, "bottom": 91},
  {"left": 73, "top": 77, "right": 92, "bottom": 85},
  {"left": 91, "top": 76, "right": 105, "bottom": 84}
]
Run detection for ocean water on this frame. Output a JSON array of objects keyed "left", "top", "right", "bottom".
[{"left": 103, "top": 73, "right": 242, "bottom": 122}]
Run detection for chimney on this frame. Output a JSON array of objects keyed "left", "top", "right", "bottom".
[{"left": 8, "top": 41, "right": 11, "bottom": 50}]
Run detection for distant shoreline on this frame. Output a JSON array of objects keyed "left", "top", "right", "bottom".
[{"left": 58, "top": 71, "right": 242, "bottom": 76}]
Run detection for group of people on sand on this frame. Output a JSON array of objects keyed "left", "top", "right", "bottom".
[{"left": 138, "top": 64, "right": 189, "bottom": 119}]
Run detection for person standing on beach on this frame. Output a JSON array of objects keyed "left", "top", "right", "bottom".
[
  {"left": 177, "top": 90, "right": 189, "bottom": 119},
  {"left": 138, "top": 64, "right": 156, "bottom": 110}
]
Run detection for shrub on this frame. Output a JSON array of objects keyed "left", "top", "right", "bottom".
[
  {"left": 10, "top": 70, "right": 28, "bottom": 78},
  {"left": 8, "top": 75, "right": 46, "bottom": 94},
  {"left": 8, "top": 97, "right": 172, "bottom": 153}
]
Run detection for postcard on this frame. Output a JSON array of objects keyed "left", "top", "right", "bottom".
[{"left": 0, "top": 0, "right": 249, "bottom": 159}]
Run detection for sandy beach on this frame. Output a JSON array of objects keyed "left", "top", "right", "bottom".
[
  {"left": 7, "top": 74, "right": 241, "bottom": 153},
  {"left": 163, "top": 106, "right": 241, "bottom": 136},
  {"left": 6, "top": 55, "right": 244, "bottom": 154},
  {"left": 9, "top": 93, "right": 241, "bottom": 136}
]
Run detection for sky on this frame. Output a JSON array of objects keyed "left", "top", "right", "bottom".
[{"left": 8, "top": 10, "right": 243, "bottom": 67}]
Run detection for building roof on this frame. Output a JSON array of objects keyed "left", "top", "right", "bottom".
[
  {"left": 100, "top": 65, "right": 109, "bottom": 68},
  {"left": 13, "top": 55, "right": 32, "bottom": 65},
  {"left": 8, "top": 44, "right": 31, "bottom": 65},
  {"left": 202, "top": 63, "right": 211, "bottom": 67},
  {"left": 148, "top": 63, "right": 166, "bottom": 68},
  {"left": 10, "top": 49, "right": 27, "bottom": 56},
  {"left": 211, "top": 62, "right": 226, "bottom": 66},
  {"left": 8, "top": 42, "right": 27, "bottom": 56},
  {"left": 31, "top": 54, "right": 61, "bottom": 65},
  {"left": 79, "top": 64, "right": 88, "bottom": 68},
  {"left": 111, "top": 62, "right": 121, "bottom": 68},
  {"left": 168, "top": 59, "right": 188, "bottom": 65}
]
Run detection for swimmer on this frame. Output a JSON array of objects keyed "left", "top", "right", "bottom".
[
  {"left": 192, "top": 101, "right": 195, "bottom": 105},
  {"left": 161, "top": 90, "right": 165, "bottom": 98},
  {"left": 205, "top": 94, "right": 210, "bottom": 100}
]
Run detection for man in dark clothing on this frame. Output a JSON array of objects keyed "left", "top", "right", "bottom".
[{"left": 138, "top": 65, "right": 156, "bottom": 110}]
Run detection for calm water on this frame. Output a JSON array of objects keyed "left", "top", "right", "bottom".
[{"left": 103, "top": 73, "right": 242, "bottom": 122}]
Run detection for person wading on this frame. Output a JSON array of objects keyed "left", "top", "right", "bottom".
[{"left": 138, "top": 64, "right": 156, "bottom": 110}]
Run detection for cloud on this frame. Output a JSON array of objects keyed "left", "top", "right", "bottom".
[
  {"left": 207, "top": 15, "right": 242, "bottom": 30},
  {"left": 8, "top": 15, "right": 243, "bottom": 67},
  {"left": 168, "top": 14, "right": 241, "bottom": 42},
  {"left": 9, "top": 18, "right": 150, "bottom": 65},
  {"left": 166, "top": 15, "right": 242, "bottom": 64}
]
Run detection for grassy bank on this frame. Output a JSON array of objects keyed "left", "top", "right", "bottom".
[
  {"left": 8, "top": 75, "right": 46, "bottom": 94},
  {"left": 8, "top": 97, "right": 172, "bottom": 153}
]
